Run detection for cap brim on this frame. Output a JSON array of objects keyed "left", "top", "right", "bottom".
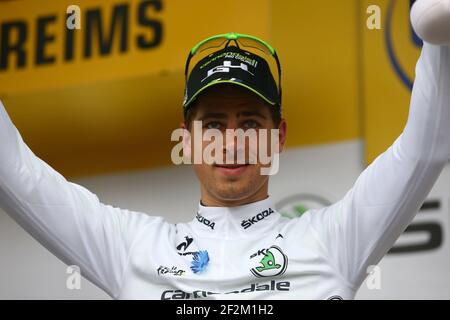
[{"left": 184, "top": 78, "right": 278, "bottom": 109}]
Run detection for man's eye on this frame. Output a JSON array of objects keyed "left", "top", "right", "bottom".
[
  {"left": 205, "top": 122, "right": 222, "bottom": 130},
  {"left": 242, "top": 120, "right": 260, "bottom": 129}
]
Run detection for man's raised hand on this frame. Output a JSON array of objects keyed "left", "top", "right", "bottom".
[{"left": 411, "top": 0, "right": 450, "bottom": 45}]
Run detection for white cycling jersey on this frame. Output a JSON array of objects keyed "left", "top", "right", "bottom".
[{"left": 0, "top": 43, "right": 449, "bottom": 300}]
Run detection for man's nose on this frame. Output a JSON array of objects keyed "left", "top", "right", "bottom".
[
  {"left": 222, "top": 125, "right": 246, "bottom": 163},
  {"left": 222, "top": 120, "right": 240, "bottom": 149}
]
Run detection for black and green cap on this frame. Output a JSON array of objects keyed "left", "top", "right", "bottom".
[{"left": 182, "top": 45, "right": 281, "bottom": 115}]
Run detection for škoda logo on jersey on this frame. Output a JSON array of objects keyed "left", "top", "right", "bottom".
[
  {"left": 241, "top": 208, "right": 274, "bottom": 229},
  {"left": 249, "top": 245, "right": 288, "bottom": 278},
  {"left": 195, "top": 213, "right": 215, "bottom": 230}
]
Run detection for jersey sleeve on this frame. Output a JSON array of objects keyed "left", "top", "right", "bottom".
[
  {"left": 308, "top": 43, "right": 450, "bottom": 289},
  {"left": 0, "top": 101, "right": 164, "bottom": 298}
]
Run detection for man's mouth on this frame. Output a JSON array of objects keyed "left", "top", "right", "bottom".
[{"left": 214, "top": 163, "right": 250, "bottom": 176}]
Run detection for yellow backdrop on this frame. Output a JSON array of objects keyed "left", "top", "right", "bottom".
[{"left": 0, "top": 0, "right": 419, "bottom": 177}]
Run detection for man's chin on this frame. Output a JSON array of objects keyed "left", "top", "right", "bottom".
[{"left": 212, "top": 185, "right": 253, "bottom": 202}]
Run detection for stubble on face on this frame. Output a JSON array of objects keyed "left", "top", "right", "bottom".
[{"left": 185, "top": 84, "right": 285, "bottom": 207}]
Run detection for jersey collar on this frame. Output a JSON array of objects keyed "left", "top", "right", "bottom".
[{"left": 189, "top": 196, "right": 281, "bottom": 238}]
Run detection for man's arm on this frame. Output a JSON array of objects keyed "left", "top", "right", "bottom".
[
  {"left": 0, "top": 101, "right": 163, "bottom": 298},
  {"left": 308, "top": 1, "right": 450, "bottom": 290}
]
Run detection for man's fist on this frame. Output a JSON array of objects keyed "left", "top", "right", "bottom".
[{"left": 411, "top": 0, "right": 450, "bottom": 45}]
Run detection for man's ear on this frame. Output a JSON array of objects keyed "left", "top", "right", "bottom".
[{"left": 277, "top": 119, "right": 287, "bottom": 153}]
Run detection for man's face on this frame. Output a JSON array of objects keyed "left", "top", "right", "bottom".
[{"left": 183, "top": 84, "right": 287, "bottom": 206}]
